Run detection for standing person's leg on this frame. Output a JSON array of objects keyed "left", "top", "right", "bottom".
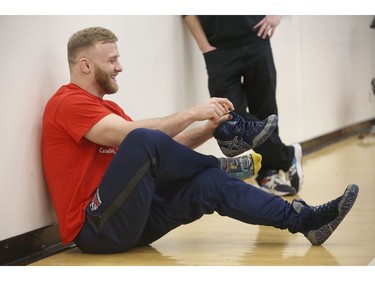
[
  {"left": 243, "top": 39, "right": 301, "bottom": 195},
  {"left": 243, "top": 39, "right": 292, "bottom": 168},
  {"left": 204, "top": 47, "right": 248, "bottom": 116},
  {"left": 204, "top": 42, "right": 302, "bottom": 195}
]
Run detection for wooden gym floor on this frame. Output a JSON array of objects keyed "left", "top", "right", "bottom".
[{"left": 31, "top": 133, "right": 375, "bottom": 267}]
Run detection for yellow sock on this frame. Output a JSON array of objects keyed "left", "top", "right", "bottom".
[{"left": 250, "top": 152, "right": 262, "bottom": 175}]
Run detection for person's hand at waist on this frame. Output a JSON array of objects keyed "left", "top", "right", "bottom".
[{"left": 254, "top": 15, "right": 282, "bottom": 39}]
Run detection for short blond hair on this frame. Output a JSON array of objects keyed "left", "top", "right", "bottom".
[{"left": 67, "top": 27, "right": 118, "bottom": 65}]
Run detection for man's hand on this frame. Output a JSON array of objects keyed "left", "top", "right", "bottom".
[
  {"left": 204, "top": 113, "right": 232, "bottom": 133},
  {"left": 189, "top": 97, "right": 234, "bottom": 122},
  {"left": 254, "top": 15, "right": 282, "bottom": 39},
  {"left": 202, "top": 45, "right": 217, "bottom": 54},
  {"left": 172, "top": 98, "right": 233, "bottom": 149}
]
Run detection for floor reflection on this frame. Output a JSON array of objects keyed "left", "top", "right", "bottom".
[{"left": 239, "top": 226, "right": 338, "bottom": 266}]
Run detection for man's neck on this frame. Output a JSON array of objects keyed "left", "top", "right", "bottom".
[{"left": 70, "top": 77, "right": 105, "bottom": 99}]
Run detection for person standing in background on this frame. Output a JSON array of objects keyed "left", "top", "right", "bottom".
[{"left": 184, "top": 15, "right": 303, "bottom": 196}]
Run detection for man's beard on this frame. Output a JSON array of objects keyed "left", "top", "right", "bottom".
[{"left": 94, "top": 66, "right": 119, "bottom": 94}]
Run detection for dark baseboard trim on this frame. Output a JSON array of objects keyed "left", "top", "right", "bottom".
[
  {"left": 1, "top": 117, "right": 374, "bottom": 266},
  {"left": 0, "top": 223, "right": 75, "bottom": 266},
  {"left": 301, "top": 118, "right": 375, "bottom": 155}
]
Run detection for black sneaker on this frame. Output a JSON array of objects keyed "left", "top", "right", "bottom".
[
  {"left": 292, "top": 184, "right": 359, "bottom": 246},
  {"left": 213, "top": 111, "right": 278, "bottom": 157},
  {"left": 285, "top": 143, "right": 303, "bottom": 192}
]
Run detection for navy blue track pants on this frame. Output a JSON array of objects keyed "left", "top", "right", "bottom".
[{"left": 74, "top": 128, "right": 301, "bottom": 254}]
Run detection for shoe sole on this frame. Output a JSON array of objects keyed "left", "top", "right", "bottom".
[
  {"left": 292, "top": 143, "right": 303, "bottom": 191},
  {"left": 252, "top": 115, "right": 278, "bottom": 148},
  {"left": 218, "top": 138, "right": 252, "bottom": 157},
  {"left": 304, "top": 184, "right": 359, "bottom": 246},
  {"left": 217, "top": 114, "right": 278, "bottom": 157}
]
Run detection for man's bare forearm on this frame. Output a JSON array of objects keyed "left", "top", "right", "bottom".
[{"left": 173, "top": 123, "right": 214, "bottom": 149}]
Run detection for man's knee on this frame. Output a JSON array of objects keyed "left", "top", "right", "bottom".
[{"left": 120, "top": 128, "right": 169, "bottom": 148}]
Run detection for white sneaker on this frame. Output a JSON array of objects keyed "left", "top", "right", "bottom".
[
  {"left": 286, "top": 143, "right": 303, "bottom": 192},
  {"left": 259, "top": 170, "right": 297, "bottom": 196}
]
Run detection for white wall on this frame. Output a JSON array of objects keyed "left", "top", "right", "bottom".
[
  {"left": 273, "top": 16, "right": 375, "bottom": 144},
  {"left": 0, "top": 15, "right": 374, "bottom": 241}
]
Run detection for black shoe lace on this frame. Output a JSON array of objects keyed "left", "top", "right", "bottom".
[
  {"left": 230, "top": 112, "right": 263, "bottom": 133},
  {"left": 313, "top": 196, "right": 342, "bottom": 214}
]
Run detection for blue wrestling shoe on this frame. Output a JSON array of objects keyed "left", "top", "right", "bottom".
[
  {"left": 213, "top": 111, "right": 278, "bottom": 157},
  {"left": 292, "top": 184, "right": 359, "bottom": 246}
]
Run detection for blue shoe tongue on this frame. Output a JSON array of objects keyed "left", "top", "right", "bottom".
[{"left": 229, "top": 111, "right": 260, "bottom": 131}]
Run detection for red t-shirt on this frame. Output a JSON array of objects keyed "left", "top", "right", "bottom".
[{"left": 41, "top": 83, "right": 132, "bottom": 244}]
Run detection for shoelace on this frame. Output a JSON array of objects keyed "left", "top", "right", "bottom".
[
  {"left": 229, "top": 111, "right": 263, "bottom": 133},
  {"left": 312, "top": 196, "right": 342, "bottom": 214}
]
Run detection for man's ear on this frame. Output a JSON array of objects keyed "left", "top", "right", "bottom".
[{"left": 79, "top": 58, "right": 91, "bottom": 74}]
